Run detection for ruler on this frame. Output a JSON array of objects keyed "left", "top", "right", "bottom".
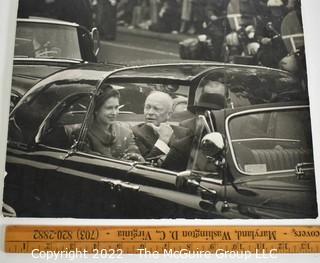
[{"left": 5, "top": 225, "right": 320, "bottom": 254}]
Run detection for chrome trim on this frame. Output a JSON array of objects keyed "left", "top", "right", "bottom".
[
  {"left": 75, "top": 150, "right": 177, "bottom": 177},
  {"left": 100, "top": 178, "right": 140, "bottom": 191},
  {"left": 231, "top": 138, "right": 300, "bottom": 143},
  {"left": 108, "top": 62, "right": 291, "bottom": 78},
  {"left": 17, "top": 18, "right": 79, "bottom": 27},
  {"left": 76, "top": 151, "right": 132, "bottom": 166},
  {"left": 201, "top": 177, "right": 223, "bottom": 185},
  {"left": 74, "top": 152, "right": 177, "bottom": 184},
  {"left": 14, "top": 58, "right": 82, "bottom": 63},
  {"left": 134, "top": 164, "right": 177, "bottom": 176},
  {"left": 225, "top": 105, "right": 310, "bottom": 176}
]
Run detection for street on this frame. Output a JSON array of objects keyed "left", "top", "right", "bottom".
[{"left": 97, "top": 29, "right": 182, "bottom": 64}]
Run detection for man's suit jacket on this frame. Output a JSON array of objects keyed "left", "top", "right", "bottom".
[
  {"left": 132, "top": 123, "right": 191, "bottom": 160},
  {"left": 161, "top": 134, "right": 194, "bottom": 171}
]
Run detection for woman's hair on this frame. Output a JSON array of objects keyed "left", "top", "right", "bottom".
[{"left": 94, "top": 84, "right": 120, "bottom": 114}]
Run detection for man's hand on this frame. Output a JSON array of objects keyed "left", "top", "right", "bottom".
[
  {"left": 260, "top": 37, "right": 272, "bottom": 45},
  {"left": 148, "top": 123, "right": 173, "bottom": 144}
]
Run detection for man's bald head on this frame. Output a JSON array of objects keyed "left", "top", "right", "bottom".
[{"left": 144, "top": 91, "right": 173, "bottom": 126}]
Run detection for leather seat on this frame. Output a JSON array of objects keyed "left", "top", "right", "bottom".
[{"left": 251, "top": 148, "right": 312, "bottom": 171}]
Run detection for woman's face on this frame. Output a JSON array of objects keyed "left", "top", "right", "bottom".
[{"left": 95, "top": 96, "right": 119, "bottom": 126}]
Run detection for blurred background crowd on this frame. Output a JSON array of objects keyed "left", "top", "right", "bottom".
[
  {"left": 18, "top": 1, "right": 302, "bottom": 37},
  {"left": 17, "top": 0, "right": 305, "bottom": 79}
]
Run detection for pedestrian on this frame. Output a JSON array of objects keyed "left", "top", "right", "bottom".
[
  {"left": 130, "top": 0, "right": 150, "bottom": 29},
  {"left": 96, "top": 0, "right": 118, "bottom": 40},
  {"left": 149, "top": 0, "right": 179, "bottom": 33},
  {"left": 56, "top": 0, "right": 93, "bottom": 29},
  {"left": 149, "top": 0, "right": 160, "bottom": 25},
  {"left": 190, "top": 0, "right": 206, "bottom": 34},
  {"left": 179, "top": 0, "right": 192, "bottom": 33}
]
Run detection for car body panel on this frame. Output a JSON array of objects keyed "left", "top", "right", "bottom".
[
  {"left": 11, "top": 18, "right": 99, "bottom": 107},
  {"left": 4, "top": 63, "right": 317, "bottom": 219}
]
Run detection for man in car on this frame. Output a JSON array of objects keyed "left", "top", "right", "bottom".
[{"left": 132, "top": 91, "right": 191, "bottom": 170}]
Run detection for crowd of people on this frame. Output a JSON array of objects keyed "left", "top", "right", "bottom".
[
  {"left": 18, "top": 0, "right": 305, "bottom": 75},
  {"left": 115, "top": 0, "right": 301, "bottom": 34},
  {"left": 18, "top": 1, "right": 301, "bottom": 36}
]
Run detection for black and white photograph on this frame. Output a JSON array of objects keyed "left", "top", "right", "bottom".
[{"left": 2, "top": 0, "right": 318, "bottom": 220}]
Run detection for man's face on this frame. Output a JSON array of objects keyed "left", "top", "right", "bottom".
[{"left": 144, "top": 93, "right": 172, "bottom": 126}]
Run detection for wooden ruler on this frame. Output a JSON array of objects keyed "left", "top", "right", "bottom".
[{"left": 5, "top": 225, "right": 320, "bottom": 254}]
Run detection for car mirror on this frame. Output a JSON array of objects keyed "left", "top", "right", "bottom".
[
  {"left": 201, "top": 132, "right": 225, "bottom": 158},
  {"left": 90, "top": 27, "right": 100, "bottom": 57}
]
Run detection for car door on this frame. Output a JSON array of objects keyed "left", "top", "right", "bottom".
[
  {"left": 5, "top": 139, "right": 66, "bottom": 217},
  {"left": 31, "top": 91, "right": 126, "bottom": 218},
  {"left": 55, "top": 80, "right": 211, "bottom": 219},
  {"left": 223, "top": 105, "right": 317, "bottom": 218},
  {"left": 6, "top": 92, "right": 93, "bottom": 217}
]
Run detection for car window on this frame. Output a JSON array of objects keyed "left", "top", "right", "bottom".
[
  {"left": 15, "top": 22, "right": 82, "bottom": 60},
  {"left": 76, "top": 81, "right": 194, "bottom": 170},
  {"left": 108, "top": 82, "right": 191, "bottom": 126},
  {"left": 192, "top": 68, "right": 305, "bottom": 111},
  {"left": 36, "top": 93, "right": 92, "bottom": 149},
  {"left": 185, "top": 116, "right": 222, "bottom": 178},
  {"left": 228, "top": 107, "right": 313, "bottom": 175},
  {"left": 77, "top": 27, "right": 96, "bottom": 62},
  {"left": 8, "top": 80, "right": 96, "bottom": 145}
]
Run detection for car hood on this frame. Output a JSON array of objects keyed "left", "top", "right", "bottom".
[
  {"left": 12, "top": 63, "right": 72, "bottom": 96},
  {"left": 13, "top": 64, "right": 68, "bottom": 79}
]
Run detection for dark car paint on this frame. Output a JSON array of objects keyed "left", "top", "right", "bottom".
[
  {"left": 217, "top": 103, "right": 317, "bottom": 218},
  {"left": 4, "top": 63, "right": 317, "bottom": 219},
  {"left": 11, "top": 19, "right": 99, "bottom": 105}
]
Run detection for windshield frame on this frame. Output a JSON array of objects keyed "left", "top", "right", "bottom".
[
  {"left": 225, "top": 105, "right": 312, "bottom": 176},
  {"left": 15, "top": 21, "right": 82, "bottom": 61}
]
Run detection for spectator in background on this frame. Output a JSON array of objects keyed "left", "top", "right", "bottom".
[
  {"left": 179, "top": 0, "right": 192, "bottom": 33},
  {"left": 18, "top": 0, "right": 37, "bottom": 18},
  {"left": 206, "top": 0, "right": 230, "bottom": 18},
  {"left": 149, "top": 0, "right": 160, "bottom": 26},
  {"left": 117, "top": 0, "right": 137, "bottom": 26},
  {"left": 266, "top": 0, "right": 288, "bottom": 31},
  {"left": 18, "top": 0, "right": 58, "bottom": 18},
  {"left": 130, "top": 0, "right": 150, "bottom": 29},
  {"left": 96, "top": 0, "right": 118, "bottom": 40},
  {"left": 56, "top": 0, "right": 93, "bottom": 29},
  {"left": 189, "top": 0, "right": 206, "bottom": 34},
  {"left": 149, "top": 0, "right": 180, "bottom": 33}
]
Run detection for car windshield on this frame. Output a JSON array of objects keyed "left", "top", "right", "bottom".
[
  {"left": 228, "top": 107, "right": 314, "bottom": 175},
  {"left": 193, "top": 68, "right": 306, "bottom": 110},
  {"left": 103, "top": 81, "right": 191, "bottom": 126},
  {"left": 14, "top": 21, "right": 82, "bottom": 60}
]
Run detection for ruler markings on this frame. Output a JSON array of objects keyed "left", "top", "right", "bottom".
[{"left": 5, "top": 226, "right": 320, "bottom": 254}]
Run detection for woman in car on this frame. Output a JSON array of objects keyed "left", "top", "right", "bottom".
[{"left": 85, "top": 85, "right": 143, "bottom": 161}]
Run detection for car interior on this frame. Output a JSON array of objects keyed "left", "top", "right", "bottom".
[{"left": 229, "top": 109, "right": 313, "bottom": 174}]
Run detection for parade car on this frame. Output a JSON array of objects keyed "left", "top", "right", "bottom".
[
  {"left": 11, "top": 17, "right": 100, "bottom": 110},
  {"left": 3, "top": 62, "right": 317, "bottom": 219}
]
